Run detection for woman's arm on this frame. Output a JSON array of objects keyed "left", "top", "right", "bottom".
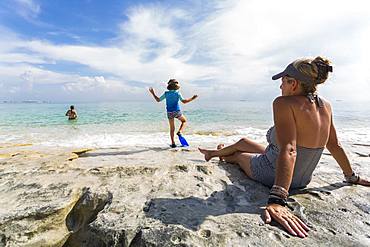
[
  {"left": 264, "top": 97, "right": 309, "bottom": 238},
  {"left": 326, "top": 115, "right": 370, "bottom": 186},
  {"left": 181, "top": 95, "right": 198, "bottom": 104},
  {"left": 272, "top": 97, "right": 297, "bottom": 190},
  {"left": 326, "top": 116, "right": 352, "bottom": 176},
  {"left": 148, "top": 87, "right": 161, "bottom": 102}
]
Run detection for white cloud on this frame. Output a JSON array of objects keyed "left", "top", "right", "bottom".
[
  {"left": 0, "top": 0, "right": 370, "bottom": 101},
  {"left": 186, "top": 1, "right": 370, "bottom": 77},
  {"left": 14, "top": 0, "right": 41, "bottom": 20},
  {"left": 0, "top": 53, "right": 46, "bottom": 64}
]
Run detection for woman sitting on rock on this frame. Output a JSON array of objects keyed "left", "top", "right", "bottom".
[{"left": 199, "top": 56, "right": 370, "bottom": 238}]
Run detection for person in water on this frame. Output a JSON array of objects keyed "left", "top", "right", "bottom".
[
  {"left": 65, "top": 105, "right": 77, "bottom": 120},
  {"left": 149, "top": 79, "right": 198, "bottom": 148},
  {"left": 199, "top": 56, "right": 370, "bottom": 238}
]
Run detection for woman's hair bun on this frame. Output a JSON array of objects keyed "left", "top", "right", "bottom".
[{"left": 312, "top": 56, "right": 332, "bottom": 84}]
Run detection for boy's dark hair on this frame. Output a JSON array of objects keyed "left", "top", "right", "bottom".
[
  {"left": 70, "top": 105, "right": 74, "bottom": 110},
  {"left": 167, "top": 79, "right": 180, "bottom": 90},
  {"left": 167, "top": 83, "right": 180, "bottom": 90},
  {"left": 168, "top": 79, "right": 178, "bottom": 84}
]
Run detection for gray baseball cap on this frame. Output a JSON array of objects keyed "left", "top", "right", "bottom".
[{"left": 272, "top": 63, "right": 314, "bottom": 84}]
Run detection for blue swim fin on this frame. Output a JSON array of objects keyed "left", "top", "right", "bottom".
[{"left": 177, "top": 133, "right": 189, "bottom": 147}]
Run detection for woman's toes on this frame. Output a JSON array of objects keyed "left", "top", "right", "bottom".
[
  {"left": 217, "top": 144, "right": 225, "bottom": 149},
  {"left": 198, "top": 148, "right": 211, "bottom": 161},
  {"left": 217, "top": 144, "right": 225, "bottom": 161}
]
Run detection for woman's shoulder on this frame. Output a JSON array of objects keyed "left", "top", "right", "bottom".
[
  {"left": 273, "top": 96, "right": 332, "bottom": 120},
  {"left": 317, "top": 96, "right": 331, "bottom": 107},
  {"left": 272, "top": 96, "right": 294, "bottom": 108},
  {"left": 273, "top": 95, "right": 331, "bottom": 107},
  {"left": 319, "top": 96, "right": 332, "bottom": 113}
]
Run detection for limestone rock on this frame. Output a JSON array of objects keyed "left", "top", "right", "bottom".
[{"left": 0, "top": 144, "right": 369, "bottom": 246}]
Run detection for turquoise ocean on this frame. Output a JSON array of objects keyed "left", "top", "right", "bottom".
[{"left": 1, "top": 100, "right": 370, "bottom": 148}]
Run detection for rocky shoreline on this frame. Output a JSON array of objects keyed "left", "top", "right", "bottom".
[{"left": 0, "top": 143, "right": 369, "bottom": 246}]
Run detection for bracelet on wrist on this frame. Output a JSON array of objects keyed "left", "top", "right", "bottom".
[
  {"left": 267, "top": 197, "right": 287, "bottom": 206},
  {"left": 267, "top": 185, "right": 290, "bottom": 206},
  {"left": 270, "top": 185, "right": 289, "bottom": 199}
]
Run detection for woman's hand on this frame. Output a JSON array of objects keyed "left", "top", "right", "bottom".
[
  {"left": 149, "top": 87, "right": 155, "bottom": 94},
  {"left": 192, "top": 95, "right": 198, "bottom": 100},
  {"left": 264, "top": 204, "right": 309, "bottom": 238}
]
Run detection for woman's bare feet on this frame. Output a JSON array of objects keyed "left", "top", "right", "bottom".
[
  {"left": 217, "top": 144, "right": 225, "bottom": 161},
  {"left": 198, "top": 148, "right": 212, "bottom": 161}
]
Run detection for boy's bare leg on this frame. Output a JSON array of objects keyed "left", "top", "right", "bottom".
[
  {"left": 169, "top": 118, "right": 176, "bottom": 145},
  {"left": 177, "top": 115, "right": 187, "bottom": 134}
]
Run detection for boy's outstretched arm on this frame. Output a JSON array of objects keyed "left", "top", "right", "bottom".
[
  {"left": 181, "top": 95, "right": 198, "bottom": 104},
  {"left": 149, "top": 87, "right": 161, "bottom": 102}
]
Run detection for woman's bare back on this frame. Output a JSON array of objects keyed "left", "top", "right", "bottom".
[{"left": 289, "top": 95, "right": 331, "bottom": 148}]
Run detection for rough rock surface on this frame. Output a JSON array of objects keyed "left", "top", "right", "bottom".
[{"left": 0, "top": 143, "right": 369, "bottom": 246}]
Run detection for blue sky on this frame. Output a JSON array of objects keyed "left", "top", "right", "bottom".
[{"left": 0, "top": 0, "right": 370, "bottom": 102}]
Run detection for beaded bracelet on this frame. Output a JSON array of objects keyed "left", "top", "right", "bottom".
[
  {"left": 267, "top": 185, "right": 289, "bottom": 207},
  {"left": 270, "top": 185, "right": 289, "bottom": 199}
]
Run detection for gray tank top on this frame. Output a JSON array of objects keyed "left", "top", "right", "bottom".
[
  {"left": 265, "top": 127, "right": 324, "bottom": 188},
  {"left": 265, "top": 94, "right": 325, "bottom": 188}
]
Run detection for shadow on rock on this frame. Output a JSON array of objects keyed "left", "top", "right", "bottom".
[
  {"left": 144, "top": 164, "right": 351, "bottom": 232},
  {"left": 63, "top": 187, "right": 113, "bottom": 247},
  {"left": 79, "top": 147, "right": 172, "bottom": 158},
  {"left": 290, "top": 181, "right": 349, "bottom": 197},
  {"left": 144, "top": 184, "right": 266, "bottom": 231}
]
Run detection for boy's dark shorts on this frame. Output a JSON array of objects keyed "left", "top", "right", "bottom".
[{"left": 167, "top": 110, "right": 182, "bottom": 119}]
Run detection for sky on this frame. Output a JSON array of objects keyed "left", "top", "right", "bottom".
[{"left": 0, "top": 0, "right": 369, "bottom": 102}]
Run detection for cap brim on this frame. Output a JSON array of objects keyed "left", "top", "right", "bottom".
[
  {"left": 272, "top": 71, "right": 286, "bottom": 80},
  {"left": 271, "top": 63, "right": 315, "bottom": 84}
]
